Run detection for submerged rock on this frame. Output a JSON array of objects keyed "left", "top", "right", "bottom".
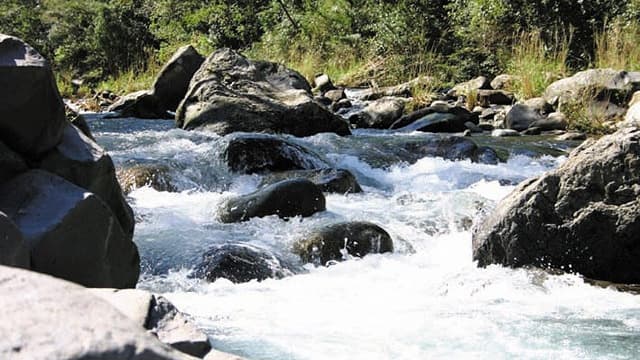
[
  {"left": 117, "top": 163, "right": 176, "bottom": 194},
  {"left": 0, "top": 34, "right": 66, "bottom": 157},
  {"left": 193, "top": 243, "right": 299, "bottom": 283},
  {"left": 261, "top": 168, "right": 363, "bottom": 194},
  {"left": 293, "top": 222, "right": 394, "bottom": 266},
  {"left": 176, "top": 48, "right": 350, "bottom": 136},
  {"left": 0, "top": 170, "right": 139, "bottom": 288},
  {"left": 473, "top": 127, "right": 640, "bottom": 284},
  {"left": 223, "top": 134, "right": 329, "bottom": 174},
  {"left": 219, "top": 179, "right": 326, "bottom": 223}
]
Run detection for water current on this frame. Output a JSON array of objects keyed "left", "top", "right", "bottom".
[{"left": 89, "top": 116, "right": 640, "bottom": 360}]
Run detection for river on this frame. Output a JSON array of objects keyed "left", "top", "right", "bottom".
[{"left": 89, "top": 117, "right": 640, "bottom": 360}]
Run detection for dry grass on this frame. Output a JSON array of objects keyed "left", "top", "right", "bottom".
[{"left": 594, "top": 21, "right": 640, "bottom": 71}]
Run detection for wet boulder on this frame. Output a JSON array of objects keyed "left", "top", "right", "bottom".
[
  {"left": 152, "top": 45, "right": 205, "bottom": 112},
  {"left": 117, "top": 163, "right": 176, "bottom": 194},
  {"left": 38, "top": 123, "right": 135, "bottom": 237},
  {"left": 349, "top": 96, "right": 406, "bottom": 129},
  {"left": 193, "top": 243, "right": 299, "bottom": 283},
  {"left": 399, "top": 136, "right": 499, "bottom": 165},
  {"left": 219, "top": 178, "right": 326, "bottom": 223},
  {"left": 0, "top": 265, "right": 191, "bottom": 360},
  {"left": 0, "top": 212, "right": 29, "bottom": 269},
  {"left": 544, "top": 68, "right": 640, "bottom": 106},
  {"left": 223, "top": 134, "right": 329, "bottom": 174},
  {"left": 261, "top": 168, "right": 363, "bottom": 194},
  {"left": 393, "top": 105, "right": 476, "bottom": 133},
  {"left": 505, "top": 104, "right": 544, "bottom": 131},
  {"left": 107, "top": 90, "right": 172, "bottom": 119},
  {"left": 0, "top": 170, "right": 140, "bottom": 288},
  {"left": 293, "top": 222, "right": 394, "bottom": 265},
  {"left": 0, "top": 34, "right": 66, "bottom": 157},
  {"left": 473, "top": 127, "right": 640, "bottom": 284},
  {"left": 529, "top": 112, "right": 568, "bottom": 131},
  {"left": 176, "top": 48, "right": 350, "bottom": 136}
]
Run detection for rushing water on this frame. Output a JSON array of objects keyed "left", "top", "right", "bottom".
[{"left": 89, "top": 116, "right": 640, "bottom": 360}]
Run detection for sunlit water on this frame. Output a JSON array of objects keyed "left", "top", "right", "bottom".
[{"left": 89, "top": 117, "right": 640, "bottom": 360}]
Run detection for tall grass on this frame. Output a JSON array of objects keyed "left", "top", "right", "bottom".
[
  {"left": 594, "top": 21, "right": 640, "bottom": 71},
  {"left": 506, "top": 30, "right": 570, "bottom": 99}
]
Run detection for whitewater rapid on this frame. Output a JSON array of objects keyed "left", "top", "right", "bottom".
[{"left": 91, "top": 117, "right": 640, "bottom": 360}]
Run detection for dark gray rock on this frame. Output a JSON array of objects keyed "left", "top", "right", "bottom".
[
  {"left": 349, "top": 97, "right": 405, "bottom": 129},
  {"left": 293, "top": 222, "right": 394, "bottom": 265},
  {"left": 0, "top": 170, "right": 139, "bottom": 288},
  {"left": 152, "top": 45, "right": 205, "bottom": 112},
  {"left": 473, "top": 127, "right": 640, "bottom": 283},
  {"left": 0, "top": 266, "right": 192, "bottom": 360},
  {"left": 506, "top": 104, "right": 544, "bottom": 131},
  {"left": 521, "top": 127, "right": 542, "bottom": 136},
  {"left": 0, "top": 212, "right": 29, "bottom": 269},
  {"left": 523, "top": 97, "right": 554, "bottom": 115},
  {"left": 175, "top": 49, "right": 350, "bottom": 136},
  {"left": 399, "top": 136, "right": 499, "bottom": 165},
  {"left": 332, "top": 98, "right": 352, "bottom": 112},
  {"left": 0, "top": 34, "right": 66, "bottom": 157},
  {"left": 477, "top": 90, "right": 515, "bottom": 106},
  {"left": 223, "top": 134, "right": 329, "bottom": 174},
  {"left": 39, "top": 123, "right": 135, "bottom": 238},
  {"left": 107, "top": 90, "right": 172, "bottom": 119},
  {"left": 0, "top": 141, "right": 27, "bottom": 184},
  {"left": 394, "top": 106, "right": 476, "bottom": 133},
  {"left": 530, "top": 112, "right": 567, "bottom": 131},
  {"left": 261, "top": 168, "right": 362, "bottom": 194},
  {"left": 193, "top": 243, "right": 299, "bottom": 283},
  {"left": 219, "top": 179, "right": 326, "bottom": 223}
]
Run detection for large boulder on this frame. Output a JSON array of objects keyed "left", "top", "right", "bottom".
[
  {"left": 261, "top": 168, "right": 363, "bottom": 194},
  {"left": 0, "top": 141, "right": 28, "bottom": 183},
  {"left": 38, "top": 123, "right": 135, "bottom": 238},
  {"left": 175, "top": 48, "right": 350, "bottom": 136},
  {"left": 473, "top": 127, "right": 640, "bottom": 284},
  {"left": 448, "top": 76, "right": 492, "bottom": 97},
  {"left": 293, "top": 222, "right": 394, "bottom": 265},
  {"left": 623, "top": 91, "right": 640, "bottom": 127},
  {"left": 192, "top": 243, "right": 299, "bottom": 283},
  {"left": 223, "top": 134, "right": 329, "bottom": 174},
  {"left": 218, "top": 179, "right": 326, "bottom": 223},
  {"left": 544, "top": 68, "right": 640, "bottom": 106},
  {"left": 152, "top": 45, "right": 205, "bottom": 112},
  {"left": 505, "top": 104, "right": 544, "bottom": 131},
  {"left": 0, "top": 34, "right": 66, "bottom": 157},
  {"left": 349, "top": 96, "right": 406, "bottom": 129},
  {"left": 0, "top": 212, "right": 29, "bottom": 268},
  {"left": 0, "top": 265, "right": 192, "bottom": 360},
  {"left": 0, "top": 170, "right": 139, "bottom": 288}
]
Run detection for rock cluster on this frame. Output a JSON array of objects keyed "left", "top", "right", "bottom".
[{"left": 0, "top": 34, "right": 139, "bottom": 288}]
